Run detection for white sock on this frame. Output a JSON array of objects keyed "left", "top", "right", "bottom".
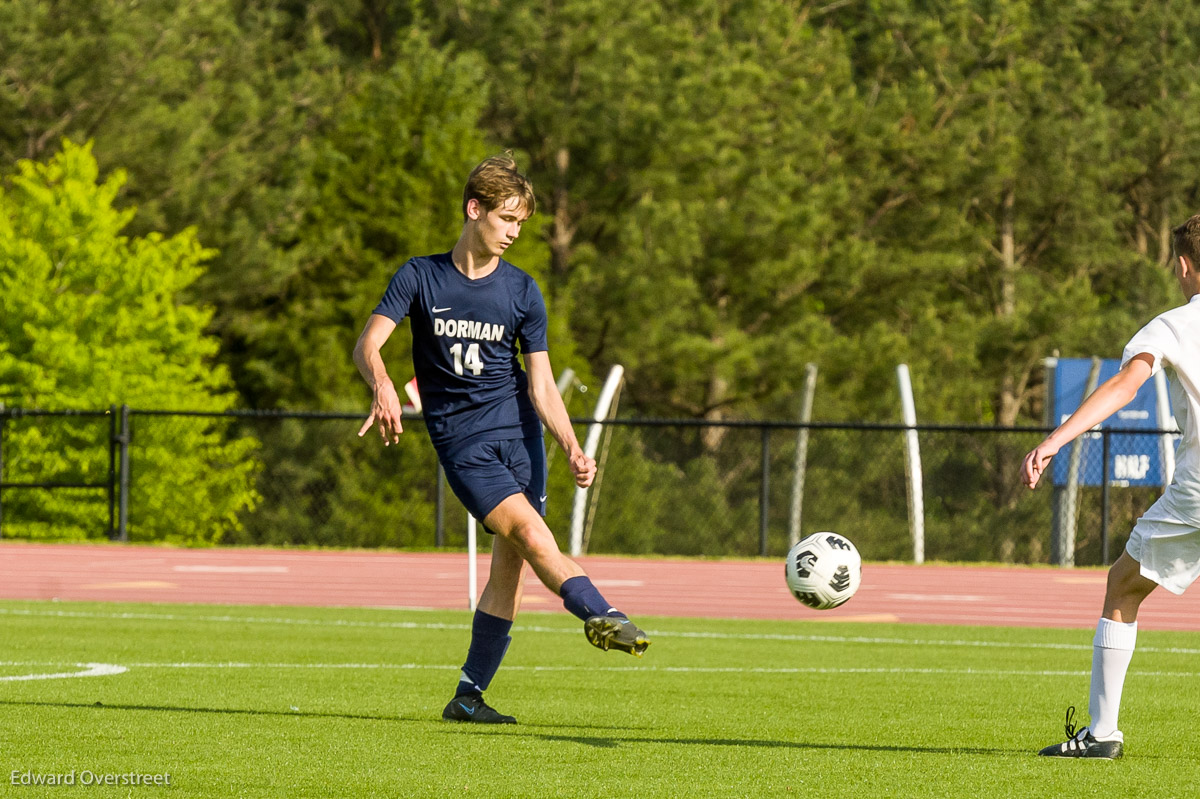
[{"left": 1088, "top": 617, "right": 1137, "bottom": 740}]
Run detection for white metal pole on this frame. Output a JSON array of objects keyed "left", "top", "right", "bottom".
[
  {"left": 788, "top": 363, "right": 818, "bottom": 548},
  {"left": 896, "top": 364, "right": 925, "bottom": 564},
  {"left": 467, "top": 514, "right": 478, "bottom": 611},
  {"left": 1154, "top": 369, "right": 1177, "bottom": 485},
  {"left": 555, "top": 367, "right": 576, "bottom": 396},
  {"left": 1063, "top": 358, "right": 1101, "bottom": 569},
  {"left": 546, "top": 368, "right": 577, "bottom": 463},
  {"left": 570, "top": 365, "right": 625, "bottom": 556}
]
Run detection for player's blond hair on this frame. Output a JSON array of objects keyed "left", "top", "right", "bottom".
[
  {"left": 1172, "top": 214, "right": 1200, "bottom": 266},
  {"left": 462, "top": 153, "right": 535, "bottom": 221}
]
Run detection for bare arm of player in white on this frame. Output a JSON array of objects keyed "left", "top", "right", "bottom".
[
  {"left": 525, "top": 350, "right": 596, "bottom": 488},
  {"left": 1021, "top": 353, "right": 1156, "bottom": 489},
  {"left": 353, "top": 314, "right": 405, "bottom": 445}
]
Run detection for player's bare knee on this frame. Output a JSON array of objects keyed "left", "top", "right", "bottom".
[
  {"left": 1103, "top": 558, "right": 1156, "bottom": 618},
  {"left": 498, "top": 519, "right": 554, "bottom": 559},
  {"left": 1104, "top": 569, "right": 1134, "bottom": 607}
]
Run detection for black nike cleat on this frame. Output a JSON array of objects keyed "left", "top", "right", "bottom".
[
  {"left": 1038, "top": 706, "right": 1123, "bottom": 759},
  {"left": 584, "top": 615, "right": 651, "bottom": 656},
  {"left": 442, "top": 694, "right": 516, "bottom": 724}
]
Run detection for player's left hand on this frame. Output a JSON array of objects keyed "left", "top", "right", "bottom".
[
  {"left": 569, "top": 448, "right": 597, "bottom": 488},
  {"left": 1021, "top": 440, "right": 1060, "bottom": 490}
]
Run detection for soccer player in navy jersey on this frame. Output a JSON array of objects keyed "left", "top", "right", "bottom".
[{"left": 353, "top": 154, "right": 650, "bottom": 724}]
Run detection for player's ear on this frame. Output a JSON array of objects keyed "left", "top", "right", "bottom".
[
  {"left": 1181, "top": 254, "right": 1195, "bottom": 276},
  {"left": 465, "top": 198, "right": 483, "bottom": 221}
]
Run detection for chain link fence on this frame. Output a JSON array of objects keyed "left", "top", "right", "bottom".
[{"left": 0, "top": 408, "right": 1174, "bottom": 566}]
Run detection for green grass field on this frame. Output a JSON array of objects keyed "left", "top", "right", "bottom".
[{"left": 2, "top": 599, "right": 1199, "bottom": 797}]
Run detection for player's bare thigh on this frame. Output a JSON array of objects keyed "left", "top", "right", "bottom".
[{"left": 484, "top": 494, "right": 583, "bottom": 591}]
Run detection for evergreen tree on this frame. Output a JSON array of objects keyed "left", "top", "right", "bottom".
[{"left": 0, "top": 141, "right": 257, "bottom": 543}]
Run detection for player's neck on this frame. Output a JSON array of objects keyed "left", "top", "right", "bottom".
[{"left": 451, "top": 238, "right": 500, "bottom": 281}]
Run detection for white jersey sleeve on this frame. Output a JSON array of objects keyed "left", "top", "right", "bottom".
[{"left": 1121, "top": 316, "right": 1180, "bottom": 376}]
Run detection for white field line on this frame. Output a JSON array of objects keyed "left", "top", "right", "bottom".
[
  {"left": 123, "top": 663, "right": 1200, "bottom": 678},
  {"left": 4, "top": 605, "right": 1200, "bottom": 656},
  {"left": 0, "top": 662, "right": 127, "bottom": 681},
  {"left": 5, "top": 660, "right": 1200, "bottom": 679},
  {"left": 172, "top": 565, "right": 289, "bottom": 574}
]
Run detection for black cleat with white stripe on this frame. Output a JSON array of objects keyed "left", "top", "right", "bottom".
[{"left": 1038, "top": 707, "right": 1123, "bottom": 759}]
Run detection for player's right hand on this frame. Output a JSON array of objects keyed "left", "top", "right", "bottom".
[
  {"left": 358, "top": 379, "right": 404, "bottom": 445},
  {"left": 568, "top": 448, "right": 597, "bottom": 489},
  {"left": 1021, "top": 440, "right": 1060, "bottom": 490}
]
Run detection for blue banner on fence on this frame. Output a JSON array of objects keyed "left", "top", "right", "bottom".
[{"left": 1052, "top": 358, "right": 1175, "bottom": 487}]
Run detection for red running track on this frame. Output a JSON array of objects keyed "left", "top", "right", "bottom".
[{"left": 4, "top": 541, "right": 1200, "bottom": 631}]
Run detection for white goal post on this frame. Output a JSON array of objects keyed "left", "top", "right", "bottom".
[
  {"left": 570, "top": 365, "right": 625, "bottom": 556},
  {"left": 897, "top": 364, "right": 925, "bottom": 564}
]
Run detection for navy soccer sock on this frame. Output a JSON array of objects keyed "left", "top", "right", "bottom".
[
  {"left": 455, "top": 609, "right": 513, "bottom": 698},
  {"left": 559, "top": 575, "right": 627, "bottom": 622}
]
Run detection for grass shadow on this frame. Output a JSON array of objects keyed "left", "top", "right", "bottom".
[
  {"left": 0, "top": 698, "right": 644, "bottom": 731},
  {"left": 6, "top": 700, "right": 1152, "bottom": 758},
  {"left": 444, "top": 728, "right": 1027, "bottom": 756}
]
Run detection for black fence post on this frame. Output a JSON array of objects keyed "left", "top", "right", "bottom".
[
  {"left": 435, "top": 462, "right": 445, "bottom": 547},
  {"left": 117, "top": 405, "right": 131, "bottom": 542},
  {"left": 1101, "top": 429, "right": 1111, "bottom": 565},
  {"left": 0, "top": 416, "right": 5, "bottom": 539},
  {"left": 108, "top": 405, "right": 118, "bottom": 538},
  {"left": 759, "top": 426, "right": 770, "bottom": 557}
]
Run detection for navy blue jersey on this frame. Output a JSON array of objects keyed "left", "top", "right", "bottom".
[{"left": 372, "top": 252, "right": 548, "bottom": 456}]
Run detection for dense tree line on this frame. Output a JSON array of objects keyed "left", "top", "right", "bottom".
[{"left": 2, "top": 1, "right": 1196, "bottom": 555}]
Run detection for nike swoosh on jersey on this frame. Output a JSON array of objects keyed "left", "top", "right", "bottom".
[{"left": 432, "top": 306, "right": 452, "bottom": 313}]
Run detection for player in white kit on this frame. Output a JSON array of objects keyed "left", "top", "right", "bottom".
[{"left": 1022, "top": 214, "right": 1200, "bottom": 759}]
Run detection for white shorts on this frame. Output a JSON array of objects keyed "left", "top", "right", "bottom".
[{"left": 1126, "top": 517, "right": 1200, "bottom": 595}]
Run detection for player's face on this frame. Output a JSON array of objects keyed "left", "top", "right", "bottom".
[{"left": 471, "top": 196, "right": 528, "bottom": 257}]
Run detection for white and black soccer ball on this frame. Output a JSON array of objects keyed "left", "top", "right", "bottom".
[{"left": 784, "top": 532, "right": 862, "bottom": 610}]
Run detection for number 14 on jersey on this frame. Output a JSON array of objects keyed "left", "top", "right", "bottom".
[{"left": 449, "top": 342, "right": 483, "bottom": 376}]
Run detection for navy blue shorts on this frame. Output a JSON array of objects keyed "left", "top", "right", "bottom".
[{"left": 441, "top": 437, "right": 547, "bottom": 524}]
